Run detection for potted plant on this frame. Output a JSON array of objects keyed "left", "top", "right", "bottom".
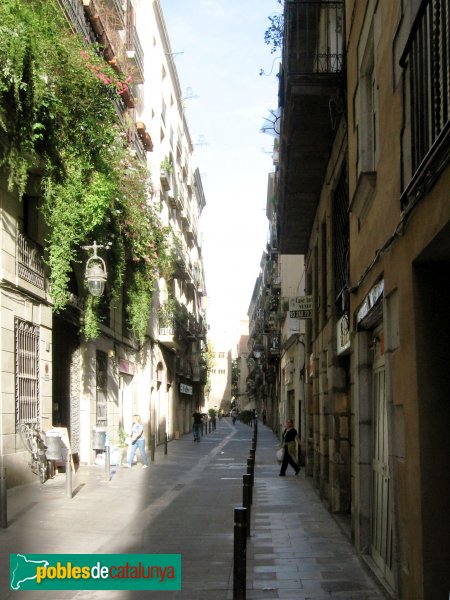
[
  {"left": 117, "top": 427, "right": 130, "bottom": 466},
  {"left": 160, "top": 157, "right": 173, "bottom": 190}
]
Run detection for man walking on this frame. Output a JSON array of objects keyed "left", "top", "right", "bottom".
[
  {"left": 192, "top": 410, "right": 202, "bottom": 442},
  {"left": 279, "top": 419, "right": 300, "bottom": 476}
]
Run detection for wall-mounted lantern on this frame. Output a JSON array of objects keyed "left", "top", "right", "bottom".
[{"left": 82, "top": 241, "right": 107, "bottom": 297}]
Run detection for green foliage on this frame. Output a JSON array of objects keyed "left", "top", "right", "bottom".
[
  {"left": 160, "top": 156, "right": 174, "bottom": 174},
  {"left": 264, "top": 2, "right": 284, "bottom": 55},
  {"left": 0, "top": 0, "right": 171, "bottom": 342},
  {"left": 83, "top": 295, "right": 101, "bottom": 340},
  {"left": 117, "top": 427, "right": 128, "bottom": 447}
]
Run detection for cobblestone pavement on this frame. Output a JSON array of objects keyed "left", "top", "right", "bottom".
[{"left": 0, "top": 419, "right": 389, "bottom": 599}]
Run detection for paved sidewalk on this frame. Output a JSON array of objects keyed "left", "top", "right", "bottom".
[{"left": 0, "top": 419, "right": 388, "bottom": 599}]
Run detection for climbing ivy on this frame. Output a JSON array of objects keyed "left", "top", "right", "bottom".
[{"left": 0, "top": 0, "right": 172, "bottom": 342}]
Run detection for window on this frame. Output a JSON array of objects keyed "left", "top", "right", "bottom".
[
  {"left": 358, "top": 26, "right": 378, "bottom": 173},
  {"left": 400, "top": 0, "right": 449, "bottom": 207},
  {"left": 333, "top": 163, "right": 350, "bottom": 313},
  {"left": 321, "top": 221, "right": 328, "bottom": 323},
  {"left": 15, "top": 318, "right": 40, "bottom": 427},
  {"left": 96, "top": 351, "right": 108, "bottom": 426}
]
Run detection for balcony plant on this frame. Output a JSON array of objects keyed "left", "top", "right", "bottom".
[{"left": 0, "top": 0, "right": 172, "bottom": 343}]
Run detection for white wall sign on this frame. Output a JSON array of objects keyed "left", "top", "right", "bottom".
[
  {"left": 337, "top": 314, "right": 351, "bottom": 354},
  {"left": 289, "top": 296, "right": 313, "bottom": 319},
  {"left": 180, "top": 383, "right": 193, "bottom": 395}
]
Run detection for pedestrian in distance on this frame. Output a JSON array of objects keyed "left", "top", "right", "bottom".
[
  {"left": 262, "top": 408, "right": 267, "bottom": 425},
  {"left": 279, "top": 419, "right": 300, "bottom": 476},
  {"left": 192, "top": 410, "right": 202, "bottom": 442},
  {"left": 125, "top": 415, "right": 148, "bottom": 468}
]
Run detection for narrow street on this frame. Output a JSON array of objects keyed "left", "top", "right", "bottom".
[{"left": 1, "top": 419, "right": 388, "bottom": 600}]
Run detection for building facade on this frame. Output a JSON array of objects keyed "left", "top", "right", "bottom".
[
  {"left": 0, "top": 0, "right": 208, "bottom": 487},
  {"left": 275, "top": 0, "right": 449, "bottom": 598}
]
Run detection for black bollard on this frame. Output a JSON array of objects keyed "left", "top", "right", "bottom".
[
  {"left": 65, "top": 453, "right": 72, "bottom": 499},
  {"left": 243, "top": 474, "right": 252, "bottom": 537},
  {"left": 233, "top": 507, "right": 247, "bottom": 599},
  {"left": 0, "top": 467, "right": 7, "bottom": 528},
  {"left": 150, "top": 434, "right": 155, "bottom": 462},
  {"left": 246, "top": 458, "right": 254, "bottom": 487},
  {"left": 249, "top": 449, "right": 255, "bottom": 462},
  {"left": 164, "top": 433, "right": 168, "bottom": 455}
]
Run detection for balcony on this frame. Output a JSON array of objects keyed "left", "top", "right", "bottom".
[
  {"left": 83, "top": 0, "right": 121, "bottom": 58},
  {"left": 160, "top": 170, "right": 172, "bottom": 191},
  {"left": 158, "top": 317, "right": 177, "bottom": 349},
  {"left": 126, "top": 27, "right": 145, "bottom": 84},
  {"left": 82, "top": 0, "right": 144, "bottom": 85},
  {"left": 136, "top": 122, "right": 153, "bottom": 152},
  {"left": 17, "top": 233, "right": 45, "bottom": 290},
  {"left": 278, "top": 0, "right": 344, "bottom": 254},
  {"left": 106, "top": 0, "right": 126, "bottom": 28},
  {"left": 57, "top": 0, "right": 96, "bottom": 40}
]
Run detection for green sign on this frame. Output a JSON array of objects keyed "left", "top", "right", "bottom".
[{"left": 10, "top": 554, "right": 182, "bottom": 591}]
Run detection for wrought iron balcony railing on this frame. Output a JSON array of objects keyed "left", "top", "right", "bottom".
[
  {"left": 284, "top": 1, "right": 344, "bottom": 77},
  {"left": 17, "top": 233, "right": 45, "bottom": 290},
  {"left": 57, "top": 0, "right": 96, "bottom": 41}
]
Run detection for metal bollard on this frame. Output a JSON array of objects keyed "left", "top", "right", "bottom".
[
  {"left": 0, "top": 467, "right": 7, "bottom": 528},
  {"left": 150, "top": 434, "right": 155, "bottom": 462},
  {"left": 164, "top": 433, "right": 168, "bottom": 455},
  {"left": 249, "top": 449, "right": 255, "bottom": 462},
  {"left": 243, "top": 474, "right": 252, "bottom": 537},
  {"left": 65, "top": 453, "right": 72, "bottom": 499},
  {"left": 246, "top": 458, "right": 254, "bottom": 487},
  {"left": 105, "top": 446, "right": 110, "bottom": 482},
  {"left": 233, "top": 507, "right": 247, "bottom": 600}
]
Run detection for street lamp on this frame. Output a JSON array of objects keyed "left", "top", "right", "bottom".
[
  {"left": 82, "top": 241, "right": 107, "bottom": 297},
  {"left": 252, "top": 342, "right": 264, "bottom": 361}
]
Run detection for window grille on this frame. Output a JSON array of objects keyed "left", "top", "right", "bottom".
[
  {"left": 400, "top": 0, "right": 449, "bottom": 184},
  {"left": 17, "top": 232, "right": 45, "bottom": 290},
  {"left": 15, "top": 319, "right": 40, "bottom": 428}
]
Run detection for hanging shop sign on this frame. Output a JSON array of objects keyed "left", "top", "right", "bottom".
[
  {"left": 119, "top": 359, "right": 135, "bottom": 375},
  {"left": 289, "top": 295, "right": 313, "bottom": 319},
  {"left": 337, "top": 313, "right": 351, "bottom": 355},
  {"left": 356, "top": 279, "right": 384, "bottom": 325},
  {"left": 180, "top": 383, "right": 193, "bottom": 395}
]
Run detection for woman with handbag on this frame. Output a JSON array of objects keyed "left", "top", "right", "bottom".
[{"left": 279, "top": 419, "right": 300, "bottom": 476}]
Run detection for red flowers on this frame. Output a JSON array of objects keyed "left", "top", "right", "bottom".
[{"left": 80, "top": 50, "right": 132, "bottom": 95}]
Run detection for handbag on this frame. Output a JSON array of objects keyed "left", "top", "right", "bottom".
[{"left": 276, "top": 448, "right": 284, "bottom": 462}]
